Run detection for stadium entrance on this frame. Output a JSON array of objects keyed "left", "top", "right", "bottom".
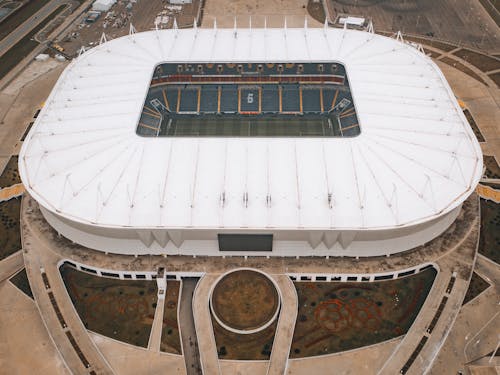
[{"left": 137, "top": 62, "right": 360, "bottom": 137}]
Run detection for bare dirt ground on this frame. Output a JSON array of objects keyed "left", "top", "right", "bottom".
[
  {"left": 201, "top": 0, "right": 321, "bottom": 28},
  {"left": 60, "top": 0, "right": 201, "bottom": 56},
  {"left": 326, "top": 0, "right": 500, "bottom": 53}
]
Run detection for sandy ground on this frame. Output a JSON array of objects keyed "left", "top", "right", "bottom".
[
  {"left": 0, "top": 281, "right": 70, "bottom": 374},
  {"left": 201, "top": 0, "right": 321, "bottom": 28}
]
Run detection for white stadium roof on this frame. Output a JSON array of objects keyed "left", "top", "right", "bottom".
[{"left": 19, "top": 27, "right": 482, "bottom": 231}]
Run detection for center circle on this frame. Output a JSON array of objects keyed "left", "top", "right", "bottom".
[{"left": 210, "top": 269, "right": 280, "bottom": 334}]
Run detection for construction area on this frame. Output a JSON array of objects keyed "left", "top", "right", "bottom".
[{"left": 59, "top": 0, "right": 202, "bottom": 56}]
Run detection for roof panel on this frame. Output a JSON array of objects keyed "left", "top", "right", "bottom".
[{"left": 19, "top": 28, "right": 482, "bottom": 231}]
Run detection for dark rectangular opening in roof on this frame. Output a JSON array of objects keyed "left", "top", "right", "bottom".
[{"left": 137, "top": 62, "right": 360, "bottom": 138}]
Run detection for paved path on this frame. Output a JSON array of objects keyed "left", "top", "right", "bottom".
[
  {"left": 267, "top": 275, "right": 298, "bottom": 375},
  {"left": 430, "top": 255, "right": 500, "bottom": 374},
  {"left": 0, "top": 250, "right": 23, "bottom": 282},
  {"left": 90, "top": 332, "right": 186, "bottom": 375},
  {"left": 0, "top": 280, "right": 70, "bottom": 374},
  {"left": 22, "top": 197, "right": 115, "bottom": 375},
  {"left": 192, "top": 274, "right": 221, "bottom": 375},
  {"left": 179, "top": 278, "right": 202, "bottom": 375},
  {"left": 287, "top": 338, "right": 402, "bottom": 375},
  {"left": 378, "top": 197, "right": 480, "bottom": 375},
  {"left": 148, "top": 292, "right": 165, "bottom": 352}
]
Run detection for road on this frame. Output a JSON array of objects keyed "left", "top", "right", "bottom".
[{"left": 0, "top": 0, "right": 71, "bottom": 58}]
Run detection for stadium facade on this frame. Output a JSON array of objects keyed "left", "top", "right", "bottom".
[{"left": 19, "top": 26, "right": 482, "bottom": 257}]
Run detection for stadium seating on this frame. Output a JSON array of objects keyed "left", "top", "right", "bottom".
[{"left": 139, "top": 62, "right": 360, "bottom": 137}]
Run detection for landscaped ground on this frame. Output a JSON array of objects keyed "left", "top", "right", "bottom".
[
  {"left": 307, "top": 0, "right": 325, "bottom": 23},
  {"left": 479, "top": 198, "right": 500, "bottom": 265},
  {"left": 210, "top": 270, "right": 279, "bottom": 360},
  {"left": 211, "top": 270, "right": 279, "bottom": 332},
  {"left": 290, "top": 267, "right": 437, "bottom": 358},
  {"left": 462, "top": 271, "right": 490, "bottom": 305},
  {"left": 160, "top": 280, "right": 182, "bottom": 354},
  {"left": 9, "top": 268, "right": 33, "bottom": 299},
  {"left": 0, "top": 197, "right": 21, "bottom": 260},
  {"left": 463, "top": 110, "right": 485, "bottom": 143},
  {"left": 212, "top": 315, "right": 278, "bottom": 360},
  {"left": 60, "top": 264, "right": 157, "bottom": 348},
  {"left": 0, "top": 155, "right": 20, "bottom": 188},
  {"left": 483, "top": 155, "right": 500, "bottom": 179}
]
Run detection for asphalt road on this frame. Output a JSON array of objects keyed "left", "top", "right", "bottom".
[{"left": 0, "top": 0, "right": 70, "bottom": 58}]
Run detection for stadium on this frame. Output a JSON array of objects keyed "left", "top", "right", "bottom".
[{"left": 19, "top": 25, "right": 482, "bottom": 257}]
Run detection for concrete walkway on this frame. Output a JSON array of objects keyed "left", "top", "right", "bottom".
[
  {"left": 0, "top": 250, "right": 23, "bottom": 282},
  {"left": 22, "top": 198, "right": 115, "bottom": 374},
  {"left": 192, "top": 274, "right": 221, "bottom": 375},
  {"left": 90, "top": 332, "right": 186, "bottom": 375},
  {"left": 0, "top": 280, "right": 70, "bottom": 374},
  {"left": 430, "top": 255, "right": 500, "bottom": 374},
  {"left": 267, "top": 275, "right": 298, "bottom": 375},
  {"left": 148, "top": 294, "right": 165, "bottom": 352},
  {"left": 378, "top": 196, "right": 480, "bottom": 375}
]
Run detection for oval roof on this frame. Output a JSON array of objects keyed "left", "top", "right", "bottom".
[{"left": 19, "top": 27, "right": 482, "bottom": 230}]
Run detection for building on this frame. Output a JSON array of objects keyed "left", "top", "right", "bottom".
[
  {"left": 18, "top": 27, "right": 482, "bottom": 257},
  {"left": 168, "top": 0, "right": 192, "bottom": 4},
  {"left": 92, "top": 0, "right": 116, "bottom": 12}
]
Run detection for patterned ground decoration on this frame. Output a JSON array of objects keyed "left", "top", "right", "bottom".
[
  {"left": 290, "top": 267, "right": 437, "bottom": 358},
  {"left": 483, "top": 156, "right": 500, "bottom": 179},
  {"left": 0, "top": 197, "right": 21, "bottom": 261},
  {"left": 160, "top": 280, "right": 182, "bottom": 354},
  {"left": 211, "top": 316, "right": 278, "bottom": 360},
  {"left": 210, "top": 270, "right": 280, "bottom": 360},
  {"left": 211, "top": 270, "right": 279, "bottom": 332},
  {"left": 0, "top": 156, "right": 20, "bottom": 188},
  {"left": 479, "top": 198, "right": 500, "bottom": 265},
  {"left": 60, "top": 264, "right": 157, "bottom": 348}
]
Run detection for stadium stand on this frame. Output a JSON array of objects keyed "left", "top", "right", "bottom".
[{"left": 136, "top": 62, "right": 360, "bottom": 137}]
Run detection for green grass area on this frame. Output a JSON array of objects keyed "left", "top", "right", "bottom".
[
  {"left": 0, "top": 0, "right": 51, "bottom": 40},
  {"left": 0, "top": 4, "right": 66, "bottom": 79},
  {"left": 60, "top": 264, "right": 158, "bottom": 348},
  {"left": 479, "top": 198, "right": 500, "bottom": 265},
  {"left": 9, "top": 268, "right": 34, "bottom": 299},
  {"left": 290, "top": 267, "right": 437, "bottom": 358},
  {"left": 0, "top": 197, "right": 21, "bottom": 261},
  {"left": 463, "top": 272, "right": 490, "bottom": 305},
  {"left": 160, "top": 280, "right": 182, "bottom": 354},
  {"left": 0, "top": 155, "right": 20, "bottom": 188}
]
